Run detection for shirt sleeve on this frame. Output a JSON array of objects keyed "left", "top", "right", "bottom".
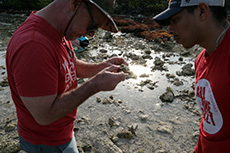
[{"left": 12, "top": 41, "right": 59, "bottom": 97}]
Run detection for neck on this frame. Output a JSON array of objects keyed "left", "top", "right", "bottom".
[
  {"left": 35, "top": 1, "right": 69, "bottom": 37},
  {"left": 201, "top": 20, "right": 229, "bottom": 56}
]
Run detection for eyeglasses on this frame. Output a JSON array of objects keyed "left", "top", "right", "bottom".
[
  {"left": 63, "top": 0, "right": 98, "bottom": 58},
  {"left": 83, "top": 0, "right": 98, "bottom": 33}
]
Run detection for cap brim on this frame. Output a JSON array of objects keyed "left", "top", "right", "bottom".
[
  {"left": 153, "top": 7, "right": 183, "bottom": 26},
  {"left": 88, "top": 0, "right": 118, "bottom": 33}
]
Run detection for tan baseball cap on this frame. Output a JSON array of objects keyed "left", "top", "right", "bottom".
[{"left": 87, "top": 0, "right": 118, "bottom": 32}]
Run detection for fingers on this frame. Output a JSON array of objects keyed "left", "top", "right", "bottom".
[
  {"left": 91, "top": 68, "right": 125, "bottom": 92},
  {"left": 104, "top": 65, "right": 120, "bottom": 72},
  {"left": 103, "top": 65, "right": 126, "bottom": 82},
  {"left": 107, "top": 57, "right": 129, "bottom": 66}
]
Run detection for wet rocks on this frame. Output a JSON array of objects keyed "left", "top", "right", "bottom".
[
  {"left": 128, "top": 124, "right": 138, "bottom": 136},
  {"left": 176, "top": 63, "right": 195, "bottom": 76},
  {"left": 5, "top": 121, "right": 17, "bottom": 132},
  {"left": 94, "top": 137, "right": 122, "bottom": 153},
  {"left": 117, "top": 130, "right": 133, "bottom": 139},
  {"left": 0, "top": 76, "right": 8, "bottom": 87},
  {"left": 0, "top": 141, "right": 20, "bottom": 153},
  {"left": 156, "top": 122, "right": 174, "bottom": 135},
  {"left": 108, "top": 117, "right": 120, "bottom": 127},
  {"left": 96, "top": 96, "right": 124, "bottom": 106},
  {"left": 160, "top": 87, "right": 175, "bottom": 103},
  {"left": 138, "top": 79, "right": 158, "bottom": 90},
  {"left": 152, "top": 57, "right": 167, "bottom": 71},
  {"left": 124, "top": 52, "right": 146, "bottom": 65}
]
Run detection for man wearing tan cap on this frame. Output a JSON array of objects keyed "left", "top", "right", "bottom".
[
  {"left": 6, "top": 0, "right": 127, "bottom": 152},
  {"left": 154, "top": 0, "right": 230, "bottom": 153}
]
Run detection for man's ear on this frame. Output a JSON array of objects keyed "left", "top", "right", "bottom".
[{"left": 197, "top": 3, "right": 209, "bottom": 21}]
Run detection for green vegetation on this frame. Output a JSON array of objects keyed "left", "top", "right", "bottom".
[
  {"left": 0, "top": 0, "right": 229, "bottom": 16},
  {"left": 115, "top": 0, "right": 168, "bottom": 16},
  {"left": 0, "top": 0, "right": 53, "bottom": 10}
]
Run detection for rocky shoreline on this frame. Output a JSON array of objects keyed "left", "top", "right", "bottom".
[{"left": 0, "top": 12, "right": 202, "bottom": 153}]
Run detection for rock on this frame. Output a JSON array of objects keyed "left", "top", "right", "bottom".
[
  {"left": 102, "top": 97, "right": 114, "bottom": 104},
  {"left": 180, "top": 50, "right": 190, "bottom": 56},
  {"left": 0, "top": 65, "right": 5, "bottom": 70},
  {"left": 128, "top": 124, "right": 138, "bottom": 136},
  {"left": 139, "top": 73, "right": 149, "bottom": 78},
  {"left": 160, "top": 87, "right": 175, "bottom": 103},
  {"left": 173, "top": 78, "right": 184, "bottom": 86},
  {"left": 166, "top": 73, "right": 175, "bottom": 79},
  {"left": 102, "top": 31, "right": 113, "bottom": 39},
  {"left": 117, "top": 130, "right": 133, "bottom": 139},
  {"left": 156, "top": 122, "right": 173, "bottom": 135},
  {"left": 96, "top": 97, "right": 101, "bottom": 103},
  {"left": 155, "top": 149, "right": 168, "bottom": 153},
  {"left": 139, "top": 114, "right": 149, "bottom": 121},
  {"left": 5, "top": 121, "right": 17, "bottom": 132},
  {"left": 94, "top": 137, "right": 123, "bottom": 153},
  {"left": 108, "top": 117, "right": 120, "bottom": 127},
  {"left": 144, "top": 50, "right": 151, "bottom": 54},
  {"left": 178, "top": 57, "right": 183, "bottom": 61},
  {"left": 0, "top": 141, "right": 20, "bottom": 153},
  {"left": 82, "top": 143, "right": 92, "bottom": 152},
  {"left": 176, "top": 63, "right": 195, "bottom": 76},
  {"left": 0, "top": 78, "right": 8, "bottom": 87},
  {"left": 152, "top": 57, "right": 168, "bottom": 71},
  {"left": 138, "top": 79, "right": 158, "bottom": 90},
  {"left": 142, "top": 54, "right": 153, "bottom": 59},
  {"left": 99, "top": 49, "right": 108, "bottom": 53}
]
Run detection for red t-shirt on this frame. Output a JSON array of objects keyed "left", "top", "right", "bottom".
[
  {"left": 6, "top": 12, "right": 78, "bottom": 145},
  {"left": 194, "top": 28, "right": 230, "bottom": 152}
]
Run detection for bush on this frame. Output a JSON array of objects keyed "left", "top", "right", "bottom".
[
  {"left": 0, "top": 0, "right": 229, "bottom": 16},
  {"left": 0, "top": 0, "right": 52, "bottom": 10},
  {"left": 115, "top": 0, "right": 230, "bottom": 16},
  {"left": 114, "top": 0, "right": 168, "bottom": 16}
]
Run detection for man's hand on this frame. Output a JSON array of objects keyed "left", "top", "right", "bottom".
[
  {"left": 89, "top": 65, "right": 126, "bottom": 92},
  {"left": 104, "top": 57, "right": 128, "bottom": 67}
]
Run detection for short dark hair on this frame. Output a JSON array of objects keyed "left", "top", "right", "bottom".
[
  {"left": 209, "top": 6, "right": 227, "bottom": 23},
  {"left": 185, "top": 6, "right": 227, "bottom": 24}
]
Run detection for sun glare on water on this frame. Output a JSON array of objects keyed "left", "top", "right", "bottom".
[{"left": 129, "top": 65, "right": 151, "bottom": 78}]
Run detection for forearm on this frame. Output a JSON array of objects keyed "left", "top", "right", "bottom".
[
  {"left": 21, "top": 64, "right": 125, "bottom": 126},
  {"left": 50, "top": 80, "right": 98, "bottom": 124},
  {"left": 25, "top": 80, "right": 98, "bottom": 125}
]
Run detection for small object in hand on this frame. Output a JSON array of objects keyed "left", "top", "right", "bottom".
[
  {"left": 117, "top": 64, "right": 130, "bottom": 73},
  {"left": 117, "top": 64, "right": 137, "bottom": 79}
]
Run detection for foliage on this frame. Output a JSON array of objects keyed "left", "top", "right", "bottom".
[
  {"left": 0, "top": 0, "right": 52, "bottom": 10},
  {"left": 0, "top": 0, "right": 229, "bottom": 16},
  {"left": 114, "top": 0, "right": 168, "bottom": 16}
]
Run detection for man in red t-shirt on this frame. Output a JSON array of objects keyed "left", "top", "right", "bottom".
[
  {"left": 6, "top": 0, "right": 128, "bottom": 152},
  {"left": 153, "top": 0, "right": 230, "bottom": 152}
]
